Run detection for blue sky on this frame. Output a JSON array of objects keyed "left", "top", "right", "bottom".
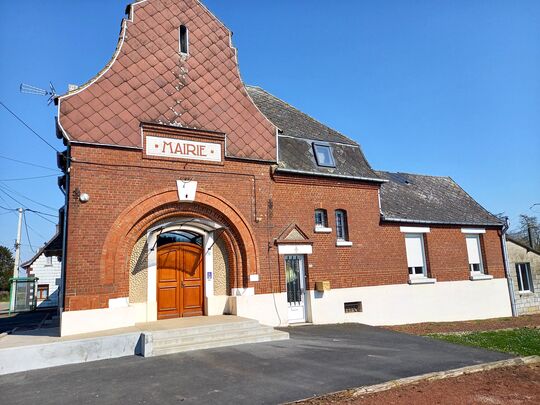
[{"left": 1, "top": 0, "right": 539, "bottom": 264}]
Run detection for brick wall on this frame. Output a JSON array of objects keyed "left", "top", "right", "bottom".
[{"left": 63, "top": 144, "right": 506, "bottom": 311}]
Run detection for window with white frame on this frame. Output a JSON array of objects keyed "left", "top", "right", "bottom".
[
  {"left": 335, "top": 210, "right": 349, "bottom": 241},
  {"left": 465, "top": 234, "right": 484, "bottom": 274},
  {"left": 314, "top": 209, "right": 328, "bottom": 229},
  {"left": 45, "top": 256, "right": 53, "bottom": 266},
  {"left": 405, "top": 233, "right": 427, "bottom": 278},
  {"left": 516, "top": 263, "right": 534, "bottom": 293}
]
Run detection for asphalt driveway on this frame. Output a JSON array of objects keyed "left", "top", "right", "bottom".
[{"left": 0, "top": 323, "right": 511, "bottom": 404}]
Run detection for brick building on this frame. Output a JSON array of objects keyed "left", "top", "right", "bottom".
[{"left": 54, "top": 0, "right": 512, "bottom": 335}]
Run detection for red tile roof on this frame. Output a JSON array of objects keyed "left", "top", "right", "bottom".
[{"left": 58, "top": 0, "right": 277, "bottom": 161}]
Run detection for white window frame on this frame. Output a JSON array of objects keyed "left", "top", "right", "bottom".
[
  {"left": 516, "top": 263, "right": 534, "bottom": 293},
  {"left": 335, "top": 209, "right": 349, "bottom": 242},
  {"left": 404, "top": 233, "right": 429, "bottom": 280},
  {"left": 45, "top": 256, "right": 53, "bottom": 266},
  {"left": 314, "top": 209, "right": 331, "bottom": 233},
  {"left": 465, "top": 234, "right": 484, "bottom": 275}
]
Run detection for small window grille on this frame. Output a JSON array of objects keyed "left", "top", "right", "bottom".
[{"left": 344, "top": 301, "right": 362, "bottom": 313}]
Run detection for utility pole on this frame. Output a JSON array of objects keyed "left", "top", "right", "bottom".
[{"left": 10, "top": 208, "right": 23, "bottom": 312}]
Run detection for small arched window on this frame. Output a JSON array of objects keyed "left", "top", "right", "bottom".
[
  {"left": 314, "top": 209, "right": 328, "bottom": 229},
  {"left": 179, "top": 25, "right": 189, "bottom": 55},
  {"left": 335, "top": 209, "right": 349, "bottom": 241}
]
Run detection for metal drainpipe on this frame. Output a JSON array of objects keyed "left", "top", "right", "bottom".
[
  {"left": 58, "top": 147, "right": 71, "bottom": 322},
  {"left": 501, "top": 218, "right": 517, "bottom": 317}
]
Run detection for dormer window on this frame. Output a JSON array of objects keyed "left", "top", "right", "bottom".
[
  {"left": 179, "top": 25, "right": 189, "bottom": 55},
  {"left": 313, "top": 143, "right": 335, "bottom": 167}
]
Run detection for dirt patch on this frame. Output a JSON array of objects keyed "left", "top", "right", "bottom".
[
  {"left": 384, "top": 314, "right": 540, "bottom": 335},
  {"left": 297, "top": 363, "right": 540, "bottom": 405}
]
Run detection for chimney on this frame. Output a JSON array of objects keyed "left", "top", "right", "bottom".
[{"left": 527, "top": 224, "right": 535, "bottom": 249}]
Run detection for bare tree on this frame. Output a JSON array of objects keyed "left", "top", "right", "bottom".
[{"left": 509, "top": 215, "right": 540, "bottom": 249}]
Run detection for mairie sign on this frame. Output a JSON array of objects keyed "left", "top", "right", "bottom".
[{"left": 145, "top": 136, "right": 222, "bottom": 162}]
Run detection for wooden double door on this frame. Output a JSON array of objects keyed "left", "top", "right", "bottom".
[{"left": 157, "top": 242, "right": 204, "bottom": 319}]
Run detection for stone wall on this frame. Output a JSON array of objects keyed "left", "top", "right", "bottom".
[
  {"left": 213, "top": 238, "right": 230, "bottom": 295},
  {"left": 507, "top": 240, "right": 540, "bottom": 315},
  {"left": 129, "top": 236, "right": 148, "bottom": 304}
]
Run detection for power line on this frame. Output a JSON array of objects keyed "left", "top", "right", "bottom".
[
  {"left": 0, "top": 187, "right": 56, "bottom": 224},
  {"left": 0, "top": 174, "right": 59, "bottom": 181},
  {"left": 0, "top": 204, "right": 56, "bottom": 218},
  {"left": 0, "top": 101, "right": 60, "bottom": 153},
  {"left": 23, "top": 210, "right": 35, "bottom": 252},
  {"left": 0, "top": 182, "right": 58, "bottom": 212},
  {"left": 26, "top": 209, "right": 58, "bottom": 218},
  {"left": 0, "top": 194, "right": 18, "bottom": 219},
  {"left": 24, "top": 221, "right": 48, "bottom": 241},
  {"left": 0, "top": 154, "right": 60, "bottom": 172}
]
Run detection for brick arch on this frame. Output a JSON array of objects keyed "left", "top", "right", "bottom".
[{"left": 100, "top": 188, "right": 259, "bottom": 297}]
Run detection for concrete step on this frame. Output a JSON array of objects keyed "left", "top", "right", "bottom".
[
  {"left": 143, "top": 320, "right": 289, "bottom": 357},
  {"left": 153, "top": 324, "right": 278, "bottom": 348},
  {"left": 151, "top": 319, "right": 260, "bottom": 340},
  {"left": 152, "top": 330, "right": 289, "bottom": 357}
]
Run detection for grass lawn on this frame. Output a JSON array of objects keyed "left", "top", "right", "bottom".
[{"left": 431, "top": 327, "right": 540, "bottom": 356}]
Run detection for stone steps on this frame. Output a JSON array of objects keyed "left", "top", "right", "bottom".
[{"left": 142, "top": 319, "right": 289, "bottom": 357}]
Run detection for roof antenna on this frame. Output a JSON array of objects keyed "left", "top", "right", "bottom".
[{"left": 19, "top": 82, "right": 58, "bottom": 105}]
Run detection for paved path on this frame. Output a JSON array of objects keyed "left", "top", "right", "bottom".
[
  {"left": 0, "top": 323, "right": 510, "bottom": 404},
  {"left": 0, "top": 308, "right": 57, "bottom": 333}
]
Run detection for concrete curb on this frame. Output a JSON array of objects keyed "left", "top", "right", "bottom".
[
  {"left": 351, "top": 355, "right": 540, "bottom": 397},
  {"left": 289, "top": 356, "right": 540, "bottom": 403},
  {"left": 425, "top": 326, "right": 540, "bottom": 336}
]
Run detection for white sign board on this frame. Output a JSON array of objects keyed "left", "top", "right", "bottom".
[{"left": 146, "top": 135, "right": 222, "bottom": 162}]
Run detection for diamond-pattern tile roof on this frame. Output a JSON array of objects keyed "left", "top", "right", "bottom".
[{"left": 58, "top": 0, "right": 276, "bottom": 161}]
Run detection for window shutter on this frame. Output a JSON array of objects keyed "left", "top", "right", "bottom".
[
  {"left": 405, "top": 235, "right": 424, "bottom": 268},
  {"left": 466, "top": 236, "right": 481, "bottom": 264}
]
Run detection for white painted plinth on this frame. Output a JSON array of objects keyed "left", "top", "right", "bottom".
[
  {"left": 307, "top": 278, "right": 512, "bottom": 326},
  {"left": 230, "top": 292, "right": 288, "bottom": 327},
  {"left": 61, "top": 306, "right": 136, "bottom": 336}
]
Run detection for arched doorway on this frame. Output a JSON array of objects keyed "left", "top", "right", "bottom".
[{"left": 156, "top": 231, "right": 204, "bottom": 319}]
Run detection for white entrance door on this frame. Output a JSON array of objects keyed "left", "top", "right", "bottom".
[{"left": 285, "top": 255, "right": 306, "bottom": 323}]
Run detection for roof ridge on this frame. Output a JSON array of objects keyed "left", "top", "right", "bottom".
[
  {"left": 246, "top": 85, "right": 358, "bottom": 146},
  {"left": 376, "top": 170, "right": 452, "bottom": 180},
  {"left": 506, "top": 235, "right": 540, "bottom": 255}
]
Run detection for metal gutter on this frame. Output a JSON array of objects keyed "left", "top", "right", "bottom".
[
  {"left": 381, "top": 215, "right": 504, "bottom": 227},
  {"left": 501, "top": 218, "right": 518, "bottom": 317},
  {"left": 275, "top": 167, "right": 387, "bottom": 183}
]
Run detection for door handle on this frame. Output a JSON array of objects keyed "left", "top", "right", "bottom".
[{"left": 181, "top": 281, "right": 185, "bottom": 287}]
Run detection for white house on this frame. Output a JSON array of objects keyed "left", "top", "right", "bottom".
[{"left": 21, "top": 232, "right": 62, "bottom": 308}]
